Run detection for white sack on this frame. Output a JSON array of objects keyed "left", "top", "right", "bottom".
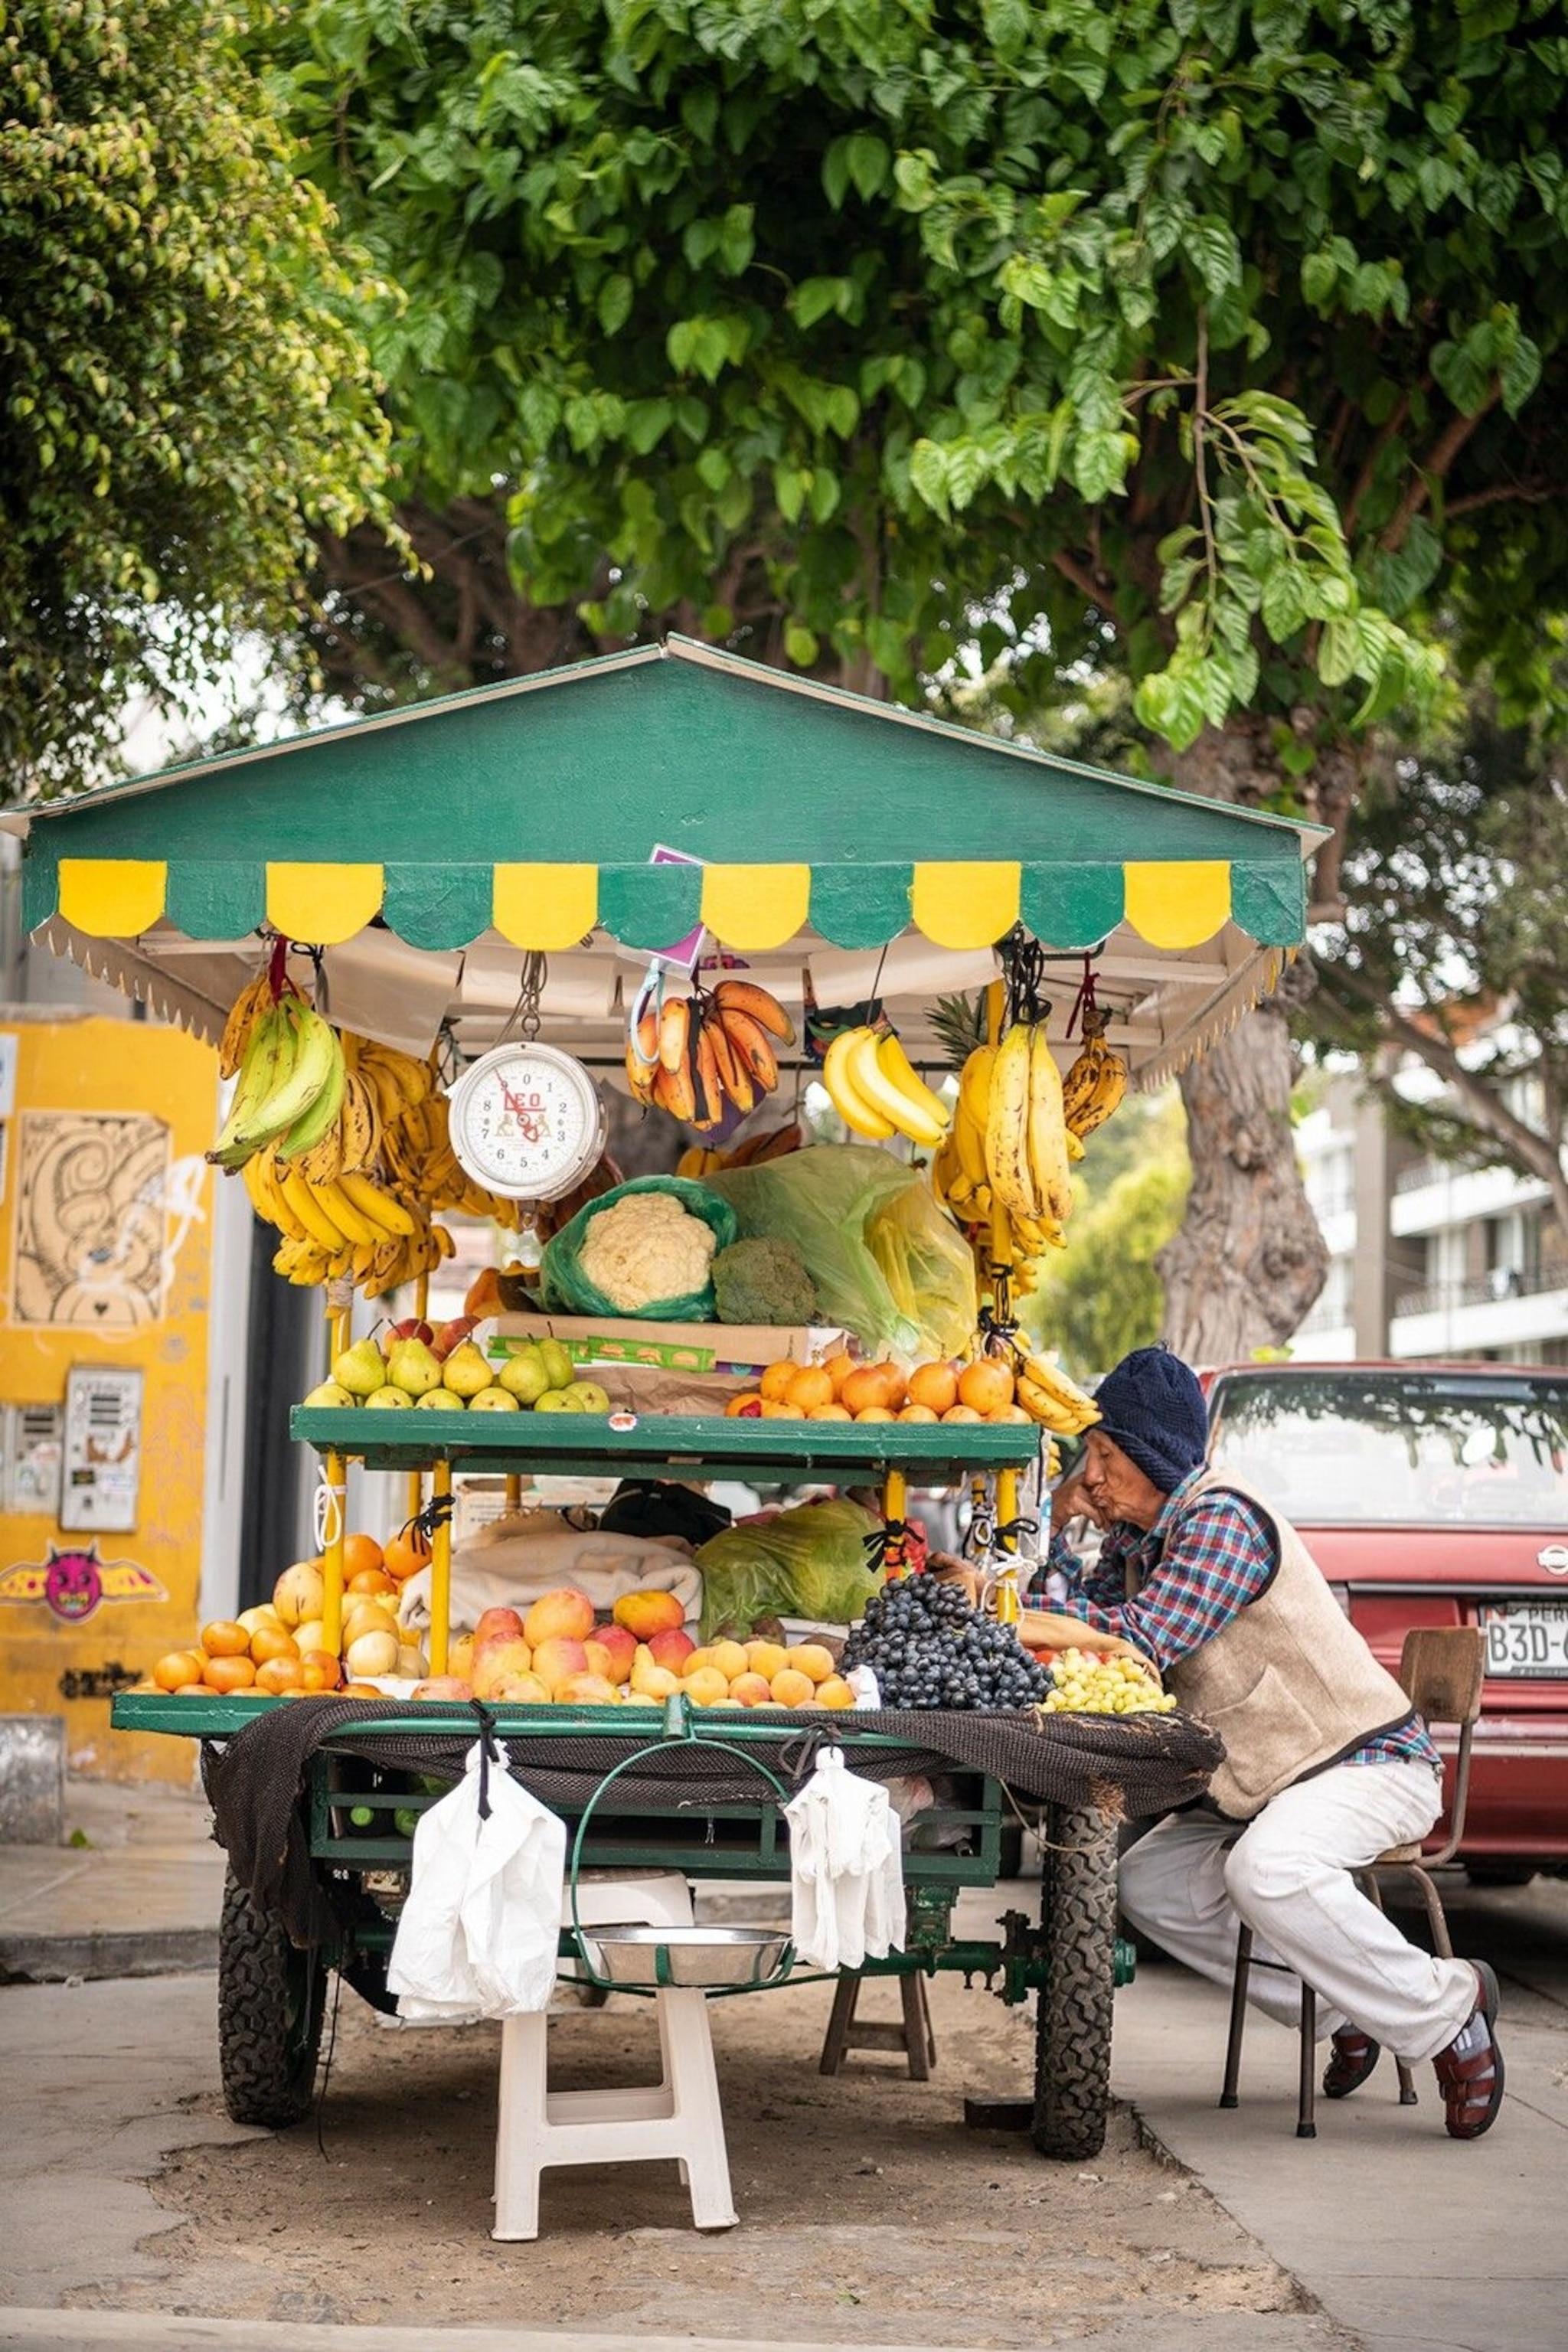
[
  {"left": 399, "top": 1521, "right": 702, "bottom": 1637},
  {"left": 387, "top": 1741, "right": 565, "bottom": 2022}
]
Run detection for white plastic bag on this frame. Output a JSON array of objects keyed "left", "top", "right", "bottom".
[
  {"left": 387, "top": 1739, "right": 566, "bottom": 2022},
  {"left": 782, "top": 1746, "right": 905, "bottom": 1974}
]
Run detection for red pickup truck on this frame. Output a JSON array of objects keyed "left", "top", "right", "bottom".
[{"left": 1204, "top": 1361, "right": 1568, "bottom": 1882}]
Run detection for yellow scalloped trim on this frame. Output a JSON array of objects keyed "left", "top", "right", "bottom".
[
  {"left": 1125, "top": 861, "right": 1231, "bottom": 949},
  {"left": 492, "top": 864, "right": 599, "bottom": 949},
  {"left": 700, "top": 864, "right": 811, "bottom": 949}
]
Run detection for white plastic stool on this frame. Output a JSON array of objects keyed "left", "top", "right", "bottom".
[{"left": 492, "top": 1871, "right": 737, "bottom": 2240}]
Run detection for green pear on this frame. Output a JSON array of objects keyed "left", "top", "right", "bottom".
[
  {"left": 534, "top": 1388, "right": 582, "bottom": 1413},
  {"left": 536, "top": 1338, "right": 576, "bottom": 1391},
  {"left": 388, "top": 1337, "right": 443, "bottom": 1396},
  {"left": 415, "top": 1388, "right": 467, "bottom": 1410},
  {"left": 565, "top": 1380, "right": 612, "bottom": 1414},
  {"left": 443, "top": 1341, "right": 494, "bottom": 1399},
  {"left": 498, "top": 1344, "right": 550, "bottom": 1403},
  {"left": 469, "top": 1386, "right": 521, "bottom": 1412},
  {"left": 333, "top": 1338, "right": 387, "bottom": 1396},
  {"left": 364, "top": 1386, "right": 413, "bottom": 1409},
  {"left": 302, "top": 1379, "right": 354, "bottom": 1410}
]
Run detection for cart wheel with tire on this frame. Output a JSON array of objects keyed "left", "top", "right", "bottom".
[
  {"left": 217, "top": 1870, "right": 328, "bottom": 2128},
  {"left": 1033, "top": 1803, "right": 1119, "bottom": 2159}
]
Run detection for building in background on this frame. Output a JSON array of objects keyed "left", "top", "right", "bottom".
[{"left": 1297, "top": 1047, "right": 1567, "bottom": 1367}]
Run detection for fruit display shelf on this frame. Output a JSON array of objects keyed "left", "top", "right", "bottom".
[{"left": 289, "top": 1405, "right": 1040, "bottom": 1484}]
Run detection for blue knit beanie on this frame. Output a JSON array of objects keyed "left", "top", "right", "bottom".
[{"left": 1092, "top": 1345, "right": 1208, "bottom": 1494}]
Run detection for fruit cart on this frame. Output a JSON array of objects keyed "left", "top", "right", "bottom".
[{"left": 17, "top": 635, "right": 1319, "bottom": 2164}]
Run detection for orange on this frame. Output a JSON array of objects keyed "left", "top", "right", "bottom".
[
  {"left": 153, "top": 1648, "right": 207, "bottom": 1694},
  {"left": 348, "top": 1566, "right": 397, "bottom": 1598},
  {"left": 942, "top": 1404, "right": 982, "bottom": 1423},
  {"left": 203, "top": 1654, "right": 256, "bottom": 1693},
  {"left": 255, "top": 1656, "right": 305, "bottom": 1695},
  {"left": 783, "top": 1364, "right": 834, "bottom": 1412},
  {"left": 342, "top": 1532, "right": 384, "bottom": 1579},
  {"left": 871, "top": 1361, "right": 908, "bottom": 1409},
  {"left": 299, "top": 1650, "right": 344, "bottom": 1691},
  {"left": 841, "top": 1367, "right": 889, "bottom": 1416},
  {"left": 988, "top": 1403, "right": 1034, "bottom": 1425},
  {"left": 958, "top": 1359, "right": 1014, "bottom": 1413},
  {"left": 907, "top": 1361, "right": 959, "bottom": 1414},
  {"left": 760, "top": 1400, "right": 797, "bottom": 1418},
  {"left": 807, "top": 1403, "right": 853, "bottom": 1420},
  {"left": 201, "top": 1619, "right": 250, "bottom": 1658},
  {"left": 724, "top": 1392, "right": 764, "bottom": 1417},
  {"left": 250, "top": 1625, "right": 301, "bottom": 1667},
  {"left": 822, "top": 1352, "right": 858, "bottom": 1397},
  {"left": 382, "top": 1527, "right": 431, "bottom": 1583},
  {"left": 897, "top": 1403, "right": 938, "bottom": 1423},
  {"left": 854, "top": 1406, "right": 895, "bottom": 1423},
  {"left": 760, "top": 1361, "right": 797, "bottom": 1402}
]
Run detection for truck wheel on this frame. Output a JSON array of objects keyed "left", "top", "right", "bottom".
[
  {"left": 1032, "top": 1803, "right": 1117, "bottom": 2160},
  {"left": 217, "top": 1870, "right": 326, "bottom": 2128}
]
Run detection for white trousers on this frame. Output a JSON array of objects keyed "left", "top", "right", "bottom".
[{"left": 1119, "top": 1761, "right": 1478, "bottom": 2065}]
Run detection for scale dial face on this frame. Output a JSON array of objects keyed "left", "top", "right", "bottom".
[{"left": 446, "top": 1044, "right": 606, "bottom": 1202}]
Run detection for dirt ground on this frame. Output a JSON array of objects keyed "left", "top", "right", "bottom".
[{"left": 67, "top": 1962, "right": 1321, "bottom": 2347}]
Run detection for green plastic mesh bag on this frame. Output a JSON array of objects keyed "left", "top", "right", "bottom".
[
  {"left": 538, "top": 1176, "right": 738, "bottom": 1321},
  {"left": 695, "top": 1498, "right": 884, "bottom": 1639}
]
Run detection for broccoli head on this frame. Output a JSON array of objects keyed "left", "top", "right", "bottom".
[{"left": 710, "top": 1236, "right": 818, "bottom": 1325}]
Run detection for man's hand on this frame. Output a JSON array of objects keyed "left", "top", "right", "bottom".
[{"left": 1050, "top": 1472, "right": 1104, "bottom": 1537}]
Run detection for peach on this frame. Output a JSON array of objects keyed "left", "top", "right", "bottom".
[
  {"left": 411, "top": 1675, "right": 474, "bottom": 1700},
  {"left": 959, "top": 1357, "right": 1014, "bottom": 1413},
  {"left": 524, "top": 1586, "right": 596, "bottom": 1646},
  {"left": 647, "top": 1627, "right": 696, "bottom": 1671},
  {"left": 710, "top": 1638, "right": 750, "bottom": 1681},
  {"left": 907, "top": 1361, "right": 959, "bottom": 1413},
  {"left": 448, "top": 1634, "right": 475, "bottom": 1683},
  {"left": 942, "top": 1404, "right": 982, "bottom": 1423},
  {"left": 815, "top": 1675, "right": 855, "bottom": 1710},
  {"left": 684, "top": 1666, "right": 732, "bottom": 1707},
  {"left": 343, "top": 1599, "right": 397, "bottom": 1648},
  {"left": 629, "top": 1648, "right": 682, "bottom": 1700},
  {"left": 897, "top": 1403, "right": 938, "bottom": 1423},
  {"left": 808, "top": 1403, "right": 854, "bottom": 1420},
  {"left": 531, "top": 1635, "right": 591, "bottom": 1693},
  {"left": 587, "top": 1623, "right": 637, "bottom": 1681},
  {"left": 472, "top": 1635, "right": 534, "bottom": 1698},
  {"left": 726, "top": 1672, "right": 773, "bottom": 1707},
  {"left": 680, "top": 1645, "right": 719, "bottom": 1678},
  {"left": 611, "top": 1588, "right": 686, "bottom": 1639},
  {"left": 489, "top": 1671, "right": 553, "bottom": 1704},
  {"left": 555, "top": 1671, "right": 621, "bottom": 1706},
  {"left": 745, "top": 1639, "right": 788, "bottom": 1682},
  {"left": 770, "top": 1667, "right": 815, "bottom": 1709},
  {"left": 783, "top": 1364, "right": 833, "bottom": 1412},
  {"left": 473, "top": 1606, "right": 527, "bottom": 1646},
  {"left": 787, "top": 1642, "right": 836, "bottom": 1686}
]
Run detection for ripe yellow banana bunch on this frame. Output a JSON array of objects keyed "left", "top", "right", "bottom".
[
  {"left": 1061, "top": 1005, "right": 1127, "bottom": 1142},
  {"left": 985, "top": 1022, "right": 1074, "bottom": 1231},
  {"left": 381, "top": 1092, "right": 521, "bottom": 1227},
  {"left": 626, "top": 978, "right": 793, "bottom": 1129},
  {"left": 675, "top": 1121, "right": 802, "bottom": 1181},
  {"left": 242, "top": 1145, "right": 449, "bottom": 1292},
  {"left": 1014, "top": 1353, "right": 1101, "bottom": 1436},
  {"left": 823, "top": 1025, "right": 951, "bottom": 1148}
]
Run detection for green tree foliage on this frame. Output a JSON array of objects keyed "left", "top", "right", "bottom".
[
  {"left": 1308, "top": 671, "right": 1568, "bottom": 1237},
  {"left": 0, "top": 0, "right": 393, "bottom": 795},
  {"left": 1021, "top": 1096, "right": 1191, "bottom": 1372},
  {"left": 284, "top": 0, "right": 1567, "bottom": 746}
]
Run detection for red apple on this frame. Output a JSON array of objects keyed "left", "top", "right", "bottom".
[
  {"left": 586, "top": 1624, "right": 637, "bottom": 1683},
  {"left": 389, "top": 1317, "right": 435, "bottom": 1347},
  {"left": 473, "top": 1606, "right": 527, "bottom": 1646},
  {"left": 647, "top": 1627, "right": 697, "bottom": 1671},
  {"left": 433, "top": 1315, "right": 479, "bottom": 1363}
]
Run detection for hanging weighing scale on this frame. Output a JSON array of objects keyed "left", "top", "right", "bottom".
[{"left": 446, "top": 955, "right": 606, "bottom": 1207}]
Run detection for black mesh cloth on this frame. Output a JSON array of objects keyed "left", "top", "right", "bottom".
[{"left": 203, "top": 1697, "right": 1222, "bottom": 1952}]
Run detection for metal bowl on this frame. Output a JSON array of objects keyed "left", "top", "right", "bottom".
[{"left": 578, "top": 1922, "right": 792, "bottom": 1990}]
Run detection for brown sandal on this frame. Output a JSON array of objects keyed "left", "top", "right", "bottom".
[
  {"left": 1433, "top": 1962, "right": 1504, "bottom": 2141},
  {"left": 1322, "top": 2026, "right": 1380, "bottom": 2099}
]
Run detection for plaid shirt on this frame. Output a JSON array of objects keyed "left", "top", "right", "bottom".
[{"left": 1047, "top": 1467, "right": 1439, "bottom": 1772}]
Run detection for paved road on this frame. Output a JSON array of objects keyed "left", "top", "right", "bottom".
[{"left": 1109, "top": 1871, "right": 1568, "bottom": 2352}]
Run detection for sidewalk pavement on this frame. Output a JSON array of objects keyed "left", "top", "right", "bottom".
[{"left": 0, "top": 1775, "right": 225, "bottom": 1984}]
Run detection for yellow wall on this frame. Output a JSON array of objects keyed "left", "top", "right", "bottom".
[{"left": 0, "top": 1016, "right": 218, "bottom": 1785}]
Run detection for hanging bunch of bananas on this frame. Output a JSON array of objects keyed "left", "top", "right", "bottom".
[
  {"left": 626, "top": 977, "right": 794, "bottom": 1128},
  {"left": 209, "top": 995, "right": 347, "bottom": 1173},
  {"left": 1011, "top": 1351, "right": 1102, "bottom": 1437},
  {"left": 675, "top": 1120, "right": 802, "bottom": 1179},
  {"left": 378, "top": 1086, "right": 524, "bottom": 1228},
  {"left": 242, "top": 1142, "right": 452, "bottom": 1295},
  {"left": 985, "top": 1020, "right": 1076, "bottom": 1236},
  {"left": 822, "top": 1023, "right": 951, "bottom": 1147},
  {"left": 1061, "top": 1004, "right": 1128, "bottom": 1142}
]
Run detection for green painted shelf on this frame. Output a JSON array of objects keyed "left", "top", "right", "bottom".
[{"left": 289, "top": 1406, "right": 1039, "bottom": 1484}]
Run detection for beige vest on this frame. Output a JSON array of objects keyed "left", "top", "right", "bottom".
[{"left": 1130, "top": 1466, "right": 1414, "bottom": 1820}]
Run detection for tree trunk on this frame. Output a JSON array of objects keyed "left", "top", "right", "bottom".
[{"left": 1155, "top": 717, "right": 1340, "bottom": 1361}]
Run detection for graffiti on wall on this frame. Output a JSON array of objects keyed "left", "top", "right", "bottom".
[
  {"left": 10, "top": 1112, "right": 206, "bottom": 1327},
  {"left": 0, "top": 1541, "right": 168, "bottom": 1622}
]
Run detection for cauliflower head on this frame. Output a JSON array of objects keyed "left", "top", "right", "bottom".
[{"left": 579, "top": 1189, "right": 717, "bottom": 1313}]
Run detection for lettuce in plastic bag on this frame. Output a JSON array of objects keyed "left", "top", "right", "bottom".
[{"left": 695, "top": 1498, "right": 883, "bottom": 1639}]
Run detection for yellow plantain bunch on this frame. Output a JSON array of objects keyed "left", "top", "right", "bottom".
[
  {"left": 626, "top": 978, "right": 793, "bottom": 1129},
  {"left": 379, "top": 1090, "right": 524, "bottom": 1229},
  {"left": 1060, "top": 1005, "right": 1127, "bottom": 1142},
  {"left": 242, "top": 1142, "right": 454, "bottom": 1294},
  {"left": 675, "top": 1121, "right": 803, "bottom": 1181}
]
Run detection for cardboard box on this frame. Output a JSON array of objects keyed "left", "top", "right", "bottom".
[{"left": 488, "top": 1313, "right": 844, "bottom": 1416}]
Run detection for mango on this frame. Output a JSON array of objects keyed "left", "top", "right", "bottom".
[{"left": 524, "top": 1586, "right": 596, "bottom": 1646}]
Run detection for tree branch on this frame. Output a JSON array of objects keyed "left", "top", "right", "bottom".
[
  {"left": 1343, "top": 391, "right": 1411, "bottom": 538},
  {"left": 1050, "top": 546, "right": 1122, "bottom": 626},
  {"left": 1380, "top": 386, "right": 1502, "bottom": 551},
  {"left": 1444, "top": 480, "right": 1563, "bottom": 521}
]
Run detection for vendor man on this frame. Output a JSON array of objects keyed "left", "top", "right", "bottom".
[{"left": 1049, "top": 1344, "right": 1504, "bottom": 2139}]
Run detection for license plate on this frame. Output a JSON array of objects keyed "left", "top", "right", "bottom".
[{"left": 1481, "top": 1602, "right": 1568, "bottom": 1677}]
